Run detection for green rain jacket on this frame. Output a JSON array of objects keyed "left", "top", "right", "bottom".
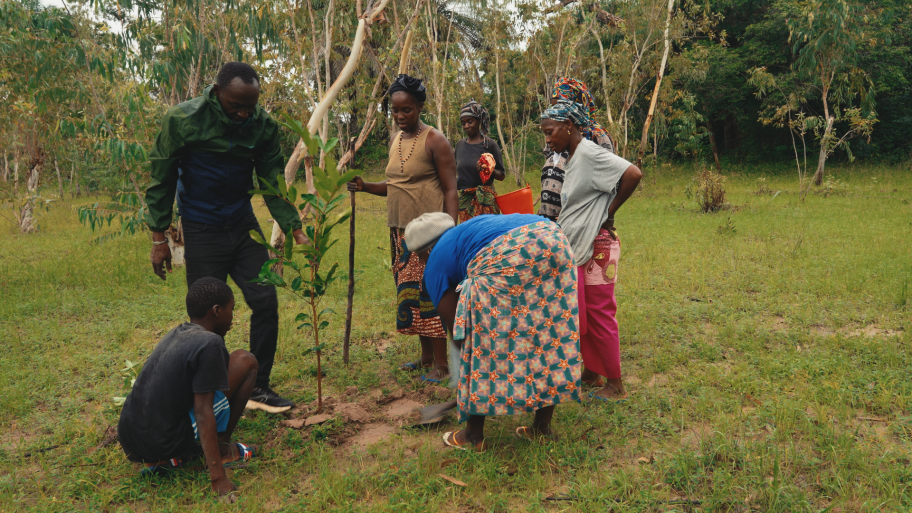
[{"left": 144, "top": 85, "right": 301, "bottom": 233}]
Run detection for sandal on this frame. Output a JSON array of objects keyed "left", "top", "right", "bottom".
[
  {"left": 419, "top": 374, "right": 448, "bottom": 384},
  {"left": 589, "top": 390, "right": 629, "bottom": 403},
  {"left": 140, "top": 457, "right": 184, "bottom": 477},
  {"left": 223, "top": 442, "right": 258, "bottom": 468},
  {"left": 399, "top": 361, "right": 429, "bottom": 372},
  {"left": 514, "top": 426, "right": 559, "bottom": 442},
  {"left": 442, "top": 430, "right": 484, "bottom": 451}
]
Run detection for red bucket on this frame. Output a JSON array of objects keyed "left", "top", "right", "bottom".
[{"left": 495, "top": 186, "right": 534, "bottom": 215}]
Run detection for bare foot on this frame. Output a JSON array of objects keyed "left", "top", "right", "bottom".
[
  {"left": 515, "top": 426, "right": 559, "bottom": 442},
  {"left": 592, "top": 379, "right": 627, "bottom": 400},
  {"left": 218, "top": 442, "right": 236, "bottom": 463},
  {"left": 421, "top": 366, "right": 449, "bottom": 382},
  {"left": 452, "top": 429, "right": 485, "bottom": 448}
]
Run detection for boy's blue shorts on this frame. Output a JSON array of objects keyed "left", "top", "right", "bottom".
[{"left": 188, "top": 391, "right": 230, "bottom": 441}]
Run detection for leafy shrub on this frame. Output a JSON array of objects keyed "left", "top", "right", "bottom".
[{"left": 685, "top": 168, "right": 727, "bottom": 213}]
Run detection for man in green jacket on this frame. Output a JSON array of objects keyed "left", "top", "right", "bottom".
[{"left": 146, "top": 62, "right": 303, "bottom": 413}]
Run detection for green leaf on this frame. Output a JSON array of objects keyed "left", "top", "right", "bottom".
[
  {"left": 318, "top": 320, "right": 330, "bottom": 330},
  {"left": 294, "top": 312, "right": 311, "bottom": 323},
  {"left": 337, "top": 169, "right": 360, "bottom": 187},
  {"left": 284, "top": 229, "right": 294, "bottom": 260},
  {"left": 300, "top": 193, "right": 323, "bottom": 210},
  {"left": 291, "top": 276, "right": 303, "bottom": 291},
  {"left": 249, "top": 229, "right": 269, "bottom": 247},
  {"left": 255, "top": 176, "right": 282, "bottom": 197},
  {"left": 325, "top": 194, "right": 347, "bottom": 213},
  {"left": 319, "top": 308, "right": 335, "bottom": 317},
  {"left": 254, "top": 259, "right": 285, "bottom": 287}
]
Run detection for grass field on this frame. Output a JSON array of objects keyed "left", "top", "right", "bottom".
[{"left": 0, "top": 162, "right": 910, "bottom": 512}]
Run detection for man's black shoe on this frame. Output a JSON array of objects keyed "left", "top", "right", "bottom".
[{"left": 246, "top": 387, "right": 295, "bottom": 413}]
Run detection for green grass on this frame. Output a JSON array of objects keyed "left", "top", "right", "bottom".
[{"left": 0, "top": 162, "right": 910, "bottom": 511}]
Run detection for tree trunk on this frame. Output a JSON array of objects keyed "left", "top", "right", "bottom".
[
  {"left": 494, "top": 46, "right": 518, "bottom": 185},
  {"left": 18, "top": 165, "right": 40, "bottom": 233},
  {"left": 54, "top": 159, "right": 64, "bottom": 198},
  {"left": 2, "top": 154, "right": 8, "bottom": 182},
  {"left": 593, "top": 27, "right": 613, "bottom": 125},
  {"left": 707, "top": 119, "right": 721, "bottom": 171},
  {"left": 635, "top": 0, "right": 675, "bottom": 169},
  {"left": 814, "top": 116, "right": 834, "bottom": 186},
  {"left": 72, "top": 163, "right": 80, "bottom": 197},
  {"left": 166, "top": 218, "right": 186, "bottom": 266},
  {"left": 270, "top": 0, "right": 394, "bottom": 249},
  {"left": 13, "top": 154, "right": 19, "bottom": 189},
  {"left": 343, "top": 190, "right": 355, "bottom": 365}
]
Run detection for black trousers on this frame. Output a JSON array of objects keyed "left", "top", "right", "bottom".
[{"left": 183, "top": 213, "right": 277, "bottom": 388}]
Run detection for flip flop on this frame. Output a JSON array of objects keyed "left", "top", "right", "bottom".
[
  {"left": 399, "top": 361, "right": 428, "bottom": 372},
  {"left": 589, "top": 391, "right": 629, "bottom": 403},
  {"left": 442, "top": 430, "right": 484, "bottom": 451},
  {"left": 223, "top": 442, "right": 257, "bottom": 468},
  {"left": 140, "top": 457, "right": 184, "bottom": 477},
  {"left": 419, "top": 374, "right": 448, "bottom": 384},
  {"left": 513, "top": 426, "right": 560, "bottom": 443}
]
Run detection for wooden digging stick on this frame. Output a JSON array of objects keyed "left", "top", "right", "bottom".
[{"left": 343, "top": 190, "right": 355, "bottom": 365}]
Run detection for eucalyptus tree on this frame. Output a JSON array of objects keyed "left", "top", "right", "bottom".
[
  {"left": 787, "top": 0, "right": 877, "bottom": 185},
  {"left": 0, "top": 0, "right": 87, "bottom": 230}
]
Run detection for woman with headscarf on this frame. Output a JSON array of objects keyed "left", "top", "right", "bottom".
[
  {"left": 404, "top": 212, "right": 581, "bottom": 450},
  {"left": 539, "top": 77, "right": 616, "bottom": 222},
  {"left": 454, "top": 100, "right": 505, "bottom": 223},
  {"left": 348, "top": 74, "right": 459, "bottom": 384},
  {"left": 540, "top": 99, "right": 642, "bottom": 402}
]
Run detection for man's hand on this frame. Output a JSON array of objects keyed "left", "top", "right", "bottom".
[
  {"left": 151, "top": 232, "right": 172, "bottom": 280},
  {"left": 292, "top": 229, "right": 308, "bottom": 245},
  {"left": 346, "top": 176, "right": 364, "bottom": 192},
  {"left": 212, "top": 474, "right": 237, "bottom": 497}
]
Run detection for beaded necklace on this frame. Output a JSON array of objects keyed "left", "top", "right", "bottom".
[{"left": 397, "top": 124, "right": 423, "bottom": 173}]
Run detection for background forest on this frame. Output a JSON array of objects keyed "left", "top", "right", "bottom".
[{"left": 2, "top": 0, "right": 909, "bottom": 207}]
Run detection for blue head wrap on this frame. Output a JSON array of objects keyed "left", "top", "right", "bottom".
[{"left": 541, "top": 99, "right": 592, "bottom": 129}]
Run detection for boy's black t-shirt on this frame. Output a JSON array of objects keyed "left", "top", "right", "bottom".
[{"left": 118, "top": 323, "right": 230, "bottom": 462}]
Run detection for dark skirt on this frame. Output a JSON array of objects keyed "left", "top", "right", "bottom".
[{"left": 390, "top": 228, "right": 447, "bottom": 337}]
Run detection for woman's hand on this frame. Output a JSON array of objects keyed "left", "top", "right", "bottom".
[
  {"left": 347, "top": 178, "right": 389, "bottom": 197},
  {"left": 347, "top": 176, "right": 364, "bottom": 192}
]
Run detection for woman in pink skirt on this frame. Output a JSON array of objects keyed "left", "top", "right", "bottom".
[{"left": 540, "top": 99, "right": 642, "bottom": 401}]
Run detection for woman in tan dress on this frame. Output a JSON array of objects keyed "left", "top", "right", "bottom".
[{"left": 348, "top": 74, "right": 459, "bottom": 383}]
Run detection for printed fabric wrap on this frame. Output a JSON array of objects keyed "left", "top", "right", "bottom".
[
  {"left": 459, "top": 100, "right": 490, "bottom": 135},
  {"left": 452, "top": 220, "right": 582, "bottom": 422},
  {"left": 550, "top": 77, "right": 613, "bottom": 146},
  {"left": 458, "top": 185, "right": 500, "bottom": 223},
  {"left": 390, "top": 228, "right": 447, "bottom": 337},
  {"left": 541, "top": 99, "right": 592, "bottom": 130}
]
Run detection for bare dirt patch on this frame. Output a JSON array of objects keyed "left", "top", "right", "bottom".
[
  {"left": 0, "top": 425, "right": 43, "bottom": 454},
  {"left": 844, "top": 325, "right": 903, "bottom": 338},
  {"left": 384, "top": 398, "right": 422, "bottom": 418},
  {"left": 810, "top": 325, "right": 835, "bottom": 337},
  {"left": 647, "top": 373, "right": 669, "bottom": 387},
  {"left": 335, "top": 403, "right": 372, "bottom": 423},
  {"left": 680, "top": 422, "right": 715, "bottom": 450},
  {"left": 770, "top": 316, "right": 788, "bottom": 331},
  {"left": 348, "top": 423, "right": 397, "bottom": 450}
]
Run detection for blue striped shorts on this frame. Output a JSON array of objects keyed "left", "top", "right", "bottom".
[{"left": 188, "top": 391, "right": 230, "bottom": 440}]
